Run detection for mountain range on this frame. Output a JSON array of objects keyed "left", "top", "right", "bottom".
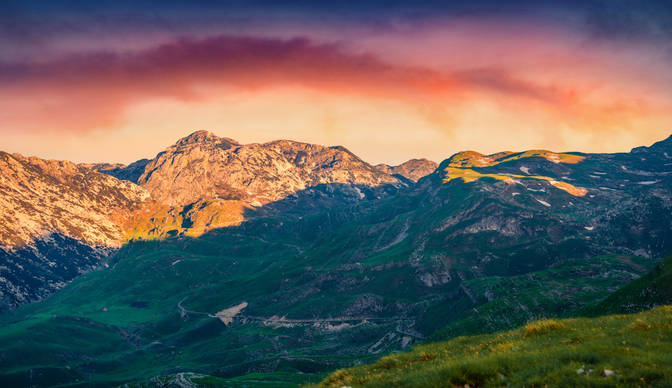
[
  {"left": 0, "top": 131, "right": 671, "bottom": 386},
  {"left": 0, "top": 131, "right": 433, "bottom": 311}
]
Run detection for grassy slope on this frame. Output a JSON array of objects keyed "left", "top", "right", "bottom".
[
  {"left": 311, "top": 306, "right": 672, "bottom": 388},
  {"left": 581, "top": 256, "right": 672, "bottom": 316},
  {"left": 429, "top": 255, "right": 655, "bottom": 339}
]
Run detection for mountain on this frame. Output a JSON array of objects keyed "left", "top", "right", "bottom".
[
  {"left": 0, "top": 133, "right": 671, "bottom": 386},
  {"left": 0, "top": 152, "right": 150, "bottom": 311},
  {"left": 97, "top": 131, "right": 417, "bottom": 240},
  {"left": 374, "top": 158, "right": 438, "bottom": 182},
  {"left": 0, "top": 132, "right": 421, "bottom": 311},
  {"left": 131, "top": 130, "right": 403, "bottom": 207}
]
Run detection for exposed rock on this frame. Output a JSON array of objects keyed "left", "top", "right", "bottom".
[
  {"left": 375, "top": 158, "right": 438, "bottom": 182},
  {"left": 82, "top": 158, "right": 151, "bottom": 183},
  {"left": 0, "top": 152, "right": 149, "bottom": 249},
  {"left": 136, "top": 130, "right": 401, "bottom": 207},
  {"left": 0, "top": 151, "right": 150, "bottom": 309}
]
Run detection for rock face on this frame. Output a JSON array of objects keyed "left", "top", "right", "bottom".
[
  {"left": 375, "top": 158, "right": 438, "bottom": 182},
  {"left": 81, "top": 159, "right": 151, "bottom": 183},
  {"left": 135, "top": 131, "right": 401, "bottom": 207},
  {"left": 0, "top": 152, "right": 150, "bottom": 310}
]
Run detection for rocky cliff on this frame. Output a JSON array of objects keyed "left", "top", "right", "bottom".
[{"left": 0, "top": 152, "right": 150, "bottom": 310}]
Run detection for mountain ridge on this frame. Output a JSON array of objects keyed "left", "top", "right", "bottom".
[
  {"left": 129, "top": 130, "right": 404, "bottom": 207},
  {"left": 374, "top": 158, "right": 438, "bottom": 182}
]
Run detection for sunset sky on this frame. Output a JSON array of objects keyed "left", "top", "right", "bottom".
[{"left": 2, "top": 1, "right": 672, "bottom": 165}]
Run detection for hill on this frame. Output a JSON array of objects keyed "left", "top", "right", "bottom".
[
  {"left": 582, "top": 256, "right": 672, "bottom": 316},
  {"left": 311, "top": 306, "right": 672, "bottom": 388}
]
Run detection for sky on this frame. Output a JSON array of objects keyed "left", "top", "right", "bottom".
[{"left": 2, "top": 1, "right": 672, "bottom": 165}]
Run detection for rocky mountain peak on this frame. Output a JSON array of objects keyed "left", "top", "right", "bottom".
[
  {"left": 173, "top": 130, "right": 240, "bottom": 149},
  {"left": 135, "top": 133, "right": 402, "bottom": 207},
  {"left": 375, "top": 158, "right": 438, "bottom": 182}
]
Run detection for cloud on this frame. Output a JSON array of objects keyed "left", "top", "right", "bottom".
[
  {"left": 0, "top": 32, "right": 668, "bottom": 143},
  {"left": 1, "top": 35, "right": 463, "bottom": 133}
]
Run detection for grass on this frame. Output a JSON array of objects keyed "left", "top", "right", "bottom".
[
  {"left": 522, "top": 319, "right": 566, "bottom": 337},
  {"left": 447, "top": 150, "right": 585, "bottom": 168},
  {"left": 425, "top": 255, "right": 656, "bottom": 338},
  {"left": 581, "top": 256, "right": 672, "bottom": 316},
  {"left": 122, "top": 199, "right": 250, "bottom": 240},
  {"left": 310, "top": 306, "right": 672, "bottom": 388},
  {"left": 443, "top": 167, "right": 588, "bottom": 196}
]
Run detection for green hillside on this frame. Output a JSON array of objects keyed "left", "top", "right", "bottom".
[
  {"left": 0, "top": 227, "right": 656, "bottom": 386},
  {"left": 581, "top": 256, "right": 672, "bottom": 316},
  {"left": 312, "top": 306, "right": 672, "bottom": 388},
  {"left": 430, "top": 255, "right": 656, "bottom": 339}
]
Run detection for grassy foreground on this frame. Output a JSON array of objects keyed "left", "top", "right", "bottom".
[{"left": 310, "top": 306, "right": 672, "bottom": 388}]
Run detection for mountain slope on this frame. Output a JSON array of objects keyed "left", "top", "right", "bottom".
[
  {"left": 374, "top": 158, "right": 438, "bottom": 182},
  {"left": 0, "top": 152, "right": 150, "bottom": 310},
  {"left": 582, "top": 256, "right": 672, "bottom": 316},
  {"left": 428, "top": 255, "right": 656, "bottom": 339},
  {"left": 80, "top": 159, "right": 151, "bottom": 183},
  {"left": 0, "top": 131, "right": 413, "bottom": 311}
]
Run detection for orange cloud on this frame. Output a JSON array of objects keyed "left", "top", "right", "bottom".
[{"left": 1, "top": 36, "right": 465, "bottom": 133}]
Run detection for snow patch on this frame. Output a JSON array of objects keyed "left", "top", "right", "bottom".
[
  {"left": 584, "top": 226, "right": 594, "bottom": 231},
  {"left": 519, "top": 166, "right": 530, "bottom": 175},
  {"left": 535, "top": 198, "right": 551, "bottom": 207},
  {"left": 637, "top": 180, "right": 659, "bottom": 185}
]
